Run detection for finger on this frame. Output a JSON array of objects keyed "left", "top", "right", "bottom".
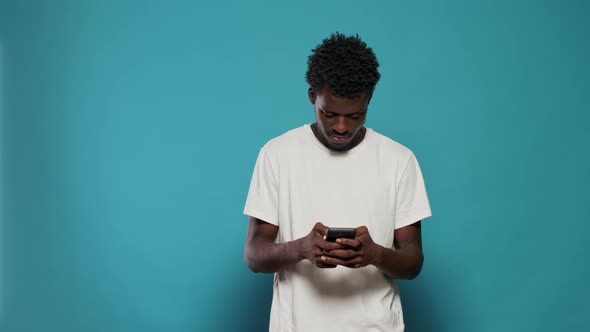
[
  {"left": 324, "top": 249, "right": 362, "bottom": 260},
  {"left": 336, "top": 238, "right": 362, "bottom": 249},
  {"left": 316, "top": 249, "right": 340, "bottom": 267},
  {"left": 356, "top": 225, "right": 369, "bottom": 235},
  {"left": 314, "top": 222, "right": 329, "bottom": 235},
  {"left": 315, "top": 248, "right": 325, "bottom": 261},
  {"left": 318, "top": 240, "right": 345, "bottom": 251},
  {"left": 335, "top": 257, "right": 364, "bottom": 268},
  {"left": 321, "top": 255, "right": 362, "bottom": 267},
  {"left": 318, "top": 255, "right": 339, "bottom": 268}
]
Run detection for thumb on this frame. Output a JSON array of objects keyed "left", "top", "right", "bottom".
[{"left": 314, "top": 221, "right": 328, "bottom": 235}]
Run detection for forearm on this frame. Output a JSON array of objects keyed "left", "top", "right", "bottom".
[
  {"left": 245, "top": 238, "right": 304, "bottom": 273},
  {"left": 372, "top": 243, "right": 424, "bottom": 280}
]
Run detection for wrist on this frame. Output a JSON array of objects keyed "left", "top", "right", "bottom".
[
  {"left": 290, "top": 237, "right": 306, "bottom": 261},
  {"left": 369, "top": 242, "right": 385, "bottom": 267}
]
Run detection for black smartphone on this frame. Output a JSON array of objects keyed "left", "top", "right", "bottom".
[{"left": 324, "top": 227, "right": 357, "bottom": 242}]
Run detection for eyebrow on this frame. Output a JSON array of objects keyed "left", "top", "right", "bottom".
[{"left": 320, "top": 107, "right": 366, "bottom": 115}]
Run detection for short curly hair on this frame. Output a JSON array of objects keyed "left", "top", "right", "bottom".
[{"left": 305, "top": 33, "right": 380, "bottom": 98}]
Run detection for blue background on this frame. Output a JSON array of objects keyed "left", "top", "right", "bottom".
[{"left": 1, "top": 0, "right": 589, "bottom": 331}]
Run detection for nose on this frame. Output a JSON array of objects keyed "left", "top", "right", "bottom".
[{"left": 332, "top": 116, "right": 349, "bottom": 134}]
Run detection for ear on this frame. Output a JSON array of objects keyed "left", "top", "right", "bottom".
[{"left": 308, "top": 88, "right": 316, "bottom": 104}]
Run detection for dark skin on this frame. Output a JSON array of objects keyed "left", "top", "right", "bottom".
[
  {"left": 308, "top": 87, "right": 368, "bottom": 152},
  {"left": 244, "top": 87, "right": 424, "bottom": 279}
]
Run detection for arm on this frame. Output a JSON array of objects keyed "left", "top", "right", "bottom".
[
  {"left": 320, "top": 221, "right": 424, "bottom": 279},
  {"left": 372, "top": 221, "right": 424, "bottom": 279},
  {"left": 244, "top": 216, "right": 344, "bottom": 273}
]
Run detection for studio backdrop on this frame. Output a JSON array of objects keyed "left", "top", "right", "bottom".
[{"left": 1, "top": 1, "right": 588, "bottom": 331}]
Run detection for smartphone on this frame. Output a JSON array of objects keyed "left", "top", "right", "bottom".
[{"left": 324, "top": 227, "right": 357, "bottom": 242}]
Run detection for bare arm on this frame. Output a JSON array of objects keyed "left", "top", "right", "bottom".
[
  {"left": 320, "top": 221, "right": 424, "bottom": 279},
  {"left": 373, "top": 221, "right": 424, "bottom": 279},
  {"left": 244, "top": 217, "right": 344, "bottom": 273}
]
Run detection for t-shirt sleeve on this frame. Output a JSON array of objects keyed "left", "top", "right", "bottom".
[
  {"left": 243, "top": 147, "right": 279, "bottom": 226},
  {"left": 395, "top": 153, "right": 432, "bottom": 229}
]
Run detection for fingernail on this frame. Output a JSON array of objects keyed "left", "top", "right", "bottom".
[
  {"left": 320, "top": 256, "right": 326, "bottom": 261},
  {"left": 336, "top": 239, "right": 342, "bottom": 244}
]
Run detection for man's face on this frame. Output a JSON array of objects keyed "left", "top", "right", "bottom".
[{"left": 309, "top": 87, "right": 369, "bottom": 152}]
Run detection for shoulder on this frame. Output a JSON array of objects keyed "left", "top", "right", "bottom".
[
  {"left": 366, "top": 128, "right": 415, "bottom": 160},
  {"left": 260, "top": 125, "right": 309, "bottom": 155},
  {"left": 366, "top": 129, "right": 425, "bottom": 184}
]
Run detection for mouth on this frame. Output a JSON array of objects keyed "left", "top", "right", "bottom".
[{"left": 328, "top": 134, "right": 351, "bottom": 144}]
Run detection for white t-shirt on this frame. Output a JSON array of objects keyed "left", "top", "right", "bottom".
[{"left": 244, "top": 124, "right": 432, "bottom": 332}]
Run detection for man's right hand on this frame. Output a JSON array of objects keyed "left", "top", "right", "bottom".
[
  {"left": 245, "top": 218, "right": 344, "bottom": 273},
  {"left": 298, "top": 222, "right": 344, "bottom": 268}
]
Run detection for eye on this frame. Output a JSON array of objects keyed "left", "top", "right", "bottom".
[
  {"left": 347, "top": 112, "right": 365, "bottom": 120},
  {"left": 323, "top": 112, "right": 337, "bottom": 118}
]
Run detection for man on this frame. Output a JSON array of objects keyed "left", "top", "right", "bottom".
[{"left": 243, "top": 33, "right": 432, "bottom": 332}]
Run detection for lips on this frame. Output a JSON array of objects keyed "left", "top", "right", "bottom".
[{"left": 329, "top": 134, "right": 351, "bottom": 144}]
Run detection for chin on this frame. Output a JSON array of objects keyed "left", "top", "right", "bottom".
[{"left": 327, "top": 142, "right": 352, "bottom": 152}]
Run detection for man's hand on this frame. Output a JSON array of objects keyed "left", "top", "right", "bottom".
[
  {"left": 299, "top": 222, "right": 345, "bottom": 268},
  {"left": 245, "top": 218, "right": 347, "bottom": 272},
  {"left": 319, "top": 226, "right": 380, "bottom": 268},
  {"left": 317, "top": 222, "right": 425, "bottom": 279}
]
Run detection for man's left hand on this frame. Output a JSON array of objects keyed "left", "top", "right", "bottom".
[{"left": 320, "top": 226, "right": 381, "bottom": 268}]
